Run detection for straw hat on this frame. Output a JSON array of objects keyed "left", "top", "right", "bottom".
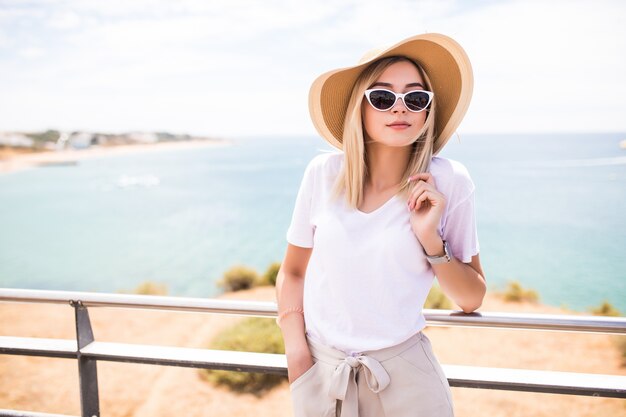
[{"left": 308, "top": 33, "right": 473, "bottom": 155}]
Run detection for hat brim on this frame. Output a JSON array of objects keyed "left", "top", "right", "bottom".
[{"left": 308, "top": 33, "right": 473, "bottom": 155}]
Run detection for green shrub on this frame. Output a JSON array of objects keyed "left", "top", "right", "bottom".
[
  {"left": 501, "top": 280, "right": 539, "bottom": 303},
  {"left": 257, "top": 262, "right": 281, "bottom": 286},
  {"left": 117, "top": 280, "right": 168, "bottom": 295},
  {"left": 24, "top": 129, "right": 60, "bottom": 145},
  {"left": 201, "top": 317, "right": 285, "bottom": 395},
  {"left": 425, "top": 283, "right": 452, "bottom": 309},
  {"left": 217, "top": 265, "right": 260, "bottom": 292},
  {"left": 589, "top": 300, "right": 622, "bottom": 317}
]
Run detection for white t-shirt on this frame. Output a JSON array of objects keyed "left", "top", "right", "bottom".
[{"left": 286, "top": 151, "right": 480, "bottom": 355}]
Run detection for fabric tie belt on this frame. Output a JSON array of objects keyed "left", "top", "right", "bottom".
[
  {"left": 305, "top": 330, "right": 424, "bottom": 417},
  {"left": 328, "top": 353, "right": 390, "bottom": 417}
]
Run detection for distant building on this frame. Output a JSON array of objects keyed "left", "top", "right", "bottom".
[
  {"left": 68, "top": 132, "right": 95, "bottom": 149},
  {"left": 127, "top": 132, "right": 158, "bottom": 144}
]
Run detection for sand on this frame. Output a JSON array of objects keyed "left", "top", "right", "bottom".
[
  {"left": 0, "top": 139, "right": 231, "bottom": 175},
  {"left": 0, "top": 288, "right": 624, "bottom": 416}
]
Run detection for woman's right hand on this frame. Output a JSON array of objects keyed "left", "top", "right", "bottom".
[{"left": 287, "top": 349, "right": 315, "bottom": 385}]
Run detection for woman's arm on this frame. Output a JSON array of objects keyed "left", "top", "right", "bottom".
[
  {"left": 406, "top": 172, "right": 486, "bottom": 313},
  {"left": 275, "top": 243, "right": 314, "bottom": 383},
  {"left": 422, "top": 235, "right": 486, "bottom": 313}
]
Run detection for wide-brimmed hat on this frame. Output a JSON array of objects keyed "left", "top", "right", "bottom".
[{"left": 308, "top": 33, "right": 473, "bottom": 155}]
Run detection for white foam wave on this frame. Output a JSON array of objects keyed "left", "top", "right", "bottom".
[{"left": 116, "top": 174, "right": 160, "bottom": 188}]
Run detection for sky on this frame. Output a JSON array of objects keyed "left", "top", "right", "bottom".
[{"left": 0, "top": 0, "right": 625, "bottom": 139}]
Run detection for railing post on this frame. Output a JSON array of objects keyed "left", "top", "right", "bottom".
[{"left": 71, "top": 300, "right": 100, "bottom": 417}]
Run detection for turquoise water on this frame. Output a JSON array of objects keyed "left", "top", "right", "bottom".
[{"left": 1, "top": 133, "right": 625, "bottom": 313}]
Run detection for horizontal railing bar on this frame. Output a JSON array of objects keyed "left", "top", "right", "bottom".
[
  {"left": 0, "top": 288, "right": 277, "bottom": 316},
  {"left": 81, "top": 341, "right": 288, "bottom": 374},
  {"left": 0, "top": 337, "right": 77, "bottom": 359},
  {"left": 444, "top": 364, "right": 626, "bottom": 398},
  {"left": 1, "top": 288, "right": 625, "bottom": 334},
  {"left": 0, "top": 409, "right": 77, "bottom": 417},
  {"left": 0, "top": 337, "right": 289, "bottom": 373},
  {"left": 2, "top": 337, "right": 624, "bottom": 398},
  {"left": 425, "top": 310, "right": 626, "bottom": 334}
]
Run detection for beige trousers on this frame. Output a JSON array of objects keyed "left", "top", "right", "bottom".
[{"left": 289, "top": 330, "right": 454, "bottom": 417}]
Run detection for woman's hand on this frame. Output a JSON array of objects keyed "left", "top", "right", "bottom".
[
  {"left": 407, "top": 173, "right": 446, "bottom": 244},
  {"left": 287, "top": 349, "right": 315, "bottom": 385}
]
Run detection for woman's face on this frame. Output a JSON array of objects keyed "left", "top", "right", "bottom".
[{"left": 362, "top": 60, "right": 429, "bottom": 148}]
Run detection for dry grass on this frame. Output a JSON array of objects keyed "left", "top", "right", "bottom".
[{"left": 1, "top": 288, "right": 624, "bottom": 416}]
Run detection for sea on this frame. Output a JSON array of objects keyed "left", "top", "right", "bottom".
[{"left": 0, "top": 133, "right": 625, "bottom": 314}]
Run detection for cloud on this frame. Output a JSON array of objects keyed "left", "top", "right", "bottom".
[
  {"left": 426, "top": 0, "right": 626, "bottom": 133},
  {"left": 0, "top": 0, "right": 624, "bottom": 136},
  {"left": 47, "top": 10, "right": 83, "bottom": 30},
  {"left": 17, "top": 46, "right": 45, "bottom": 59}
]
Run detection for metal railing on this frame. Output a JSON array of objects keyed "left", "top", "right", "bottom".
[{"left": 1, "top": 288, "right": 625, "bottom": 417}]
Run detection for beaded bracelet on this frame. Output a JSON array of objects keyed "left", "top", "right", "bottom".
[{"left": 275, "top": 306, "right": 304, "bottom": 327}]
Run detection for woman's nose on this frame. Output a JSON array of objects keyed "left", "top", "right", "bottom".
[{"left": 391, "top": 98, "right": 408, "bottom": 113}]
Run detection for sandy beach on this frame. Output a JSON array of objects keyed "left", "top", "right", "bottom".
[
  {"left": 0, "top": 139, "right": 231, "bottom": 175},
  {"left": 0, "top": 288, "right": 624, "bottom": 417}
]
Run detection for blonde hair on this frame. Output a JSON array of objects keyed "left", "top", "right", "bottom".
[{"left": 330, "top": 56, "right": 438, "bottom": 209}]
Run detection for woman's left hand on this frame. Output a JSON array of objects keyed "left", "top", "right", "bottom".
[{"left": 407, "top": 173, "right": 446, "bottom": 243}]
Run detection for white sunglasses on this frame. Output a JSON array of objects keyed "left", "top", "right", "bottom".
[{"left": 364, "top": 88, "right": 434, "bottom": 113}]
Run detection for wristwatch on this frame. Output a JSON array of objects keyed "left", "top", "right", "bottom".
[{"left": 426, "top": 240, "right": 452, "bottom": 264}]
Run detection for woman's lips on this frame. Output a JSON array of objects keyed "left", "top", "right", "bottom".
[{"left": 387, "top": 122, "right": 411, "bottom": 130}]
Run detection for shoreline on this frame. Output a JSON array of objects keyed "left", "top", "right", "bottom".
[{"left": 0, "top": 139, "right": 232, "bottom": 175}]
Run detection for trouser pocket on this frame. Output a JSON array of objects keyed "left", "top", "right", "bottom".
[
  {"left": 394, "top": 335, "right": 454, "bottom": 415},
  {"left": 289, "top": 359, "right": 335, "bottom": 417},
  {"left": 289, "top": 361, "right": 320, "bottom": 390}
]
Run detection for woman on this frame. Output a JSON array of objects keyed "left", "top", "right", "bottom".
[{"left": 275, "top": 33, "right": 486, "bottom": 417}]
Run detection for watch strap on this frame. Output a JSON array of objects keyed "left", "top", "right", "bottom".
[{"left": 426, "top": 240, "right": 452, "bottom": 264}]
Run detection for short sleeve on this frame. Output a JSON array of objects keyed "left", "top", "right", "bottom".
[
  {"left": 441, "top": 179, "right": 480, "bottom": 264},
  {"left": 285, "top": 157, "right": 316, "bottom": 248}
]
